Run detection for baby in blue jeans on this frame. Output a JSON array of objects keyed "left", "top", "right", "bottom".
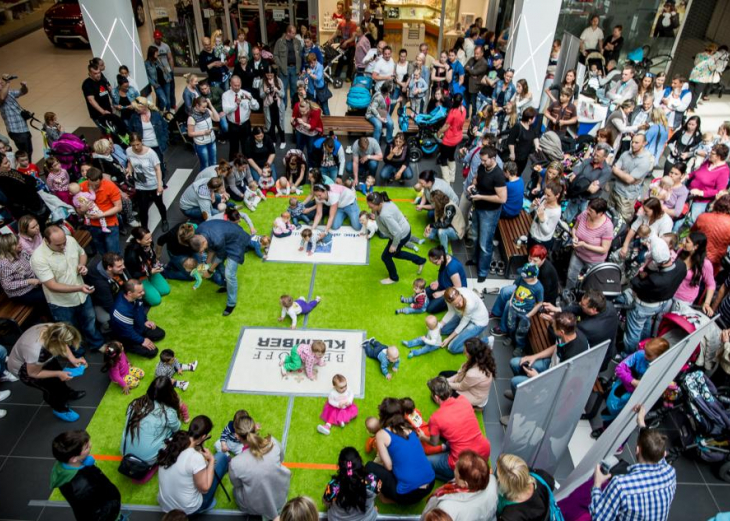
[{"left": 403, "top": 315, "right": 442, "bottom": 358}]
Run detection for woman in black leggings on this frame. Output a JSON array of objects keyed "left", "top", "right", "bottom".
[{"left": 126, "top": 133, "right": 168, "bottom": 232}]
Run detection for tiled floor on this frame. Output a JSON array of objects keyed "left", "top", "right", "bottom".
[{"left": 2, "top": 27, "right": 730, "bottom": 520}]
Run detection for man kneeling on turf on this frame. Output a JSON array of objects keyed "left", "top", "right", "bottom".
[{"left": 111, "top": 279, "right": 164, "bottom": 358}]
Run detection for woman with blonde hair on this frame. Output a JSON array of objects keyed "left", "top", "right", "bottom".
[
  {"left": 495, "top": 454, "right": 555, "bottom": 520},
  {"left": 182, "top": 72, "right": 200, "bottom": 115},
  {"left": 229, "top": 415, "right": 291, "bottom": 518},
  {"left": 0, "top": 233, "right": 46, "bottom": 308},
  {"left": 438, "top": 286, "right": 490, "bottom": 354},
  {"left": 645, "top": 107, "right": 670, "bottom": 164},
  {"left": 6, "top": 323, "right": 86, "bottom": 422},
  {"left": 280, "top": 496, "right": 319, "bottom": 521}
]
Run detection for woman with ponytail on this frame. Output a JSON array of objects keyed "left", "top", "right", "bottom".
[
  {"left": 366, "top": 191, "right": 427, "bottom": 284},
  {"left": 157, "top": 415, "right": 228, "bottom": 515},
  {"left": 323, "top": 447, "right": 381, "bottom": 521},
  {"left": 229, "top": 415, "right": 291, "bottom": 518}
]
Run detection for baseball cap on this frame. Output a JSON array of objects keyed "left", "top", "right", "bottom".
[
  {"left": 492, "top": 53, "right": 503, "bottom": 60},
  {"left": 520, "top": 263, "right": 539, "bottom": 279},
  {"left": 153, "top": 30, "right": 163, "bottom": 39}
]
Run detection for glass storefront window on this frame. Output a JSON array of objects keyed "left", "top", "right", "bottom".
[
  {"left": 2, "top": 0, "right": 56, "bottom": 44},
  {"left": 555, "top": 0, "right": 679, "bottom": 70}
]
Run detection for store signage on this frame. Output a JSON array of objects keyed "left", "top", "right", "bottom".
[{"left": 273, "top": 9, "right": 287, "bottom": 21}]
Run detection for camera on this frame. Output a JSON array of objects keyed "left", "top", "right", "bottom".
[
  {"left": 2, "top": 75, "right": 18, "bottom": 81},
  {"left": 599, "top": 455, "right": 619, "bottom": 474}
]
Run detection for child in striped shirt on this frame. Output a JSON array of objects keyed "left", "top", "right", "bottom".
[{"left": 154, "top": 349, "right": 198, "bottom": 391}]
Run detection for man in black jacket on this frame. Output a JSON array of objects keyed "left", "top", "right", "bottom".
[
  {"left": 50, "top": 430, "right": 121, "bottom": 521},
  {"left": 84, "top": 252, "right": 129, "bottom": 333}
]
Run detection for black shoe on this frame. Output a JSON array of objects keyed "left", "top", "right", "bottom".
[
  {"left": 161, "top": 220, "right": 170, "bottom": 233},
  {"left": 490, "top": 326, "right": 507, "bottom": 337},
  {"left": 466, "top": 259, "right": 477, "bottom": 266},
  {"left": 69, "top": 390, "right": 86, "bottom": 401},
  {"left": 223, "top": 305, "right": 236, "bottom": 316},
  {"left": 477, "top": 276, "right": 486, "bottom": 283},
  {"left": 217, "top": 287, "right": 228, "bottom": 293}
]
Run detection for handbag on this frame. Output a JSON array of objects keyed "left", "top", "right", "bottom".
[
  {"left": 118, "top": 433, "right": 153, "bottom": 479},
  {"left": 316, "top": 85, "right": 333, "bottom": 104}
]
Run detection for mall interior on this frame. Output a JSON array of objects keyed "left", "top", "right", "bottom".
[{"left": 1, "top": 0, "right": 730, "bottom": 520}]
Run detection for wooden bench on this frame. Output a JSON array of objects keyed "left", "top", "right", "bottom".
[
  {"left": 497, "top": 210, "right": 531, "bottom": 278},
  {"left": 249, "top": 113, "right": 470, "bottom": 136},
  {"left": 73, "top": 229, "right": 92, "bottom": 249},
  {"left": 527, "top": 314, "right": 553, "bottom": 355}
]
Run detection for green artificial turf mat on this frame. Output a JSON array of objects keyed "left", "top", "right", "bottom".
[{"left": 51, "top": 187, "right": 485, "bottom": 513}]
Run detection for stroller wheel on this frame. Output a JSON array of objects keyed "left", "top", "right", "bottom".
[
  {"left": 716, "top": 460, "right": 730, "bottom": 483},
  {"left": 407, "top": 136, "right": 420, "bottom": 149},
  {"left": 333, "top": 79, "right": 343, "bottom": 89},
  {"left": 409, "top": 148, "right": 423, "bottom": 163}
]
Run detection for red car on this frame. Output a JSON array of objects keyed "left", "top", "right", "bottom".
[{"left": 44, "top": 0, "right": 145, "bottom": 47}]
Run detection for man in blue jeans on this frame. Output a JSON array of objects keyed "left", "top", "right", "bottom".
[
  {"left": 346, "top": 137, "right": 383, "bottom": 185},
  {"left": 273, "top": 25, "right": 302, "bottom": 109},
  {"left": 30, "top": 226, "right": 104, "bottom": 354},
  {"left": 467, "top": 146, "right": 506, "bottom": 283},
  {"left": 502, "top": 311, "right": 589, "bottom": 425},
  {"left": 192, "top": 219, "right": 251, "bottom": 317}
]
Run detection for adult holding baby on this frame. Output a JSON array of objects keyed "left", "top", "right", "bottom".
[
  {"left": 364, "top": 397, "right": 435, "bottom": 505},
  {"left": 366, "top": 191, "right": 426, "bottom": 285}
]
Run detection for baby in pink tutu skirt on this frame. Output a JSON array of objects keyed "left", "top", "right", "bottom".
[{"left": 318, "top": 374, "right": 358, "bottom": 435}]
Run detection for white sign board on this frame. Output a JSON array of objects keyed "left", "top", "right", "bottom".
[
  {"left": 224, "top": 327, "right": 366, "bottom": 398},
  {"left": 266, "top": 226, "right": 370, "bottom": 265}
]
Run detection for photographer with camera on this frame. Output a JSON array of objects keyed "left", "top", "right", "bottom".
[{"left": 0, "top": 73, "right": 33, "bottom": 160}]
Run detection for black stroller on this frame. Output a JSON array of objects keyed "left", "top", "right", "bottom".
[{"left": 322, "top": 42, "right": 345, "bottom": 89}]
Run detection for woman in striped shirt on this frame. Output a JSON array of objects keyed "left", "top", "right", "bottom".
[
  {"left": 566, "top": 198, "right": 614, "bottom": 290},
  {"left": 0, "top": 233, "right": 47, "bottom": 309}
]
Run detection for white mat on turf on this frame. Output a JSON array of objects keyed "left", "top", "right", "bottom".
[
  {"left": 468, "top": 278, "right": 517, "bottom": 293},
  {"left": 224, "top": 327, "right": 366, "bottom": 397},
  {"left": 266, "top": 226, "right": 369, "bottom": 265}
]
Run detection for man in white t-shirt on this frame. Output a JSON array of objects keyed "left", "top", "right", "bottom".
[
  {"left": 363, "top": 41, "right": 386, "bottom": 75},
  {"left": 372, "top": 46, "right": 396, "bottom": 91},
  {"left": 580, "top": 15, "right": 604, "bottom": 57}
]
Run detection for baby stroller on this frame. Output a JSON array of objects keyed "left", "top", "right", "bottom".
[
  {"left": 346, "top": 73, "right": 372, "bottom": 115},
  {"left": 406, "top": 105, "right": 447, "bottom": 163},
  {"left": 96, "top": 113, "right": 130, "bottom": 146},
  {"left": 322, "top": 42, "right": 345, "bottom": 89},
  {"left": 575, "top": 262, "right": 623, "bottom": 302},
  {"left": 49, "top": 134, "right": 91, "bottom": 181}
]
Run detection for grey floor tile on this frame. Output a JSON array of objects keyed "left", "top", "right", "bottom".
[
  {"left": 0, "top": 380, "right": 44, "bottom": 406},
  {"left": 668, "top": 484, "right": 719, "bottom": 521},
  {"left": 698, "top": 457, "right": 730, "bottom": 486},
  {"left": 710, "top": 484, "right": 730, "bottom": 511},
  {"left": 492, "top": 379, "right": 514, "bottom": 418},
  {"left": 60, "top": 363, "right": 110, "bottom": 408},
  {"left": 0, "top": 404, "right": 40, "bottom": 456},
  {"left": 0, "top": 456, "right": 54, "bottom": 520},
  {"left": 484, "top": 422, "right": 506, "bottom": 462},
  {"left": 483, "top": 384, "right": 502, "bottom": 421},
  {"left": 11, "top": 406, "right": 96, "bottom": 457}
]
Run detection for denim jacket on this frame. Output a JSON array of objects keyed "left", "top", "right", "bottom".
[
  {"left": 492, "top": 80, "right": 517, "bottom": 106},
  {"left": 127, "top": 111, "right": 169, "bottom": 153}
]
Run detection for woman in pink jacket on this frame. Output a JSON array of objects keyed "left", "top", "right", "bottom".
[
  {"left": 687, "top": 143, "right": 730, "bottom": 224},
  {"left": 102, "top": 341, "right": 145, "bottom": 394}
]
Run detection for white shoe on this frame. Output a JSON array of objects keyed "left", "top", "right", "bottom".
[
  {"left": 486, "top": 336, "right": 495, "bottom": 349},
  {"left": 0, "top": 409, "right": 6, "bottom": 419},
  {"left": 345, "top": 146, "right": 352, "bottom": 154},
  {"left": 0, "top": 390, "right": 10, "bottom": 402},
  {"left": 279, "top": 143, "right": 286, "bottom": 149},
  {"left": 317, "top": 424, "right": 331, "bottom": 435},
  {"left": 178, "top": 381, "right": 189, "bottom": 391},
  {"left": 0, "top": 371, "right": 18, "bottom": 383},
  {"left": 128, "top": 220, "right": 141, "bottom": 227},
  {"left": 187, "top": 361, "right": 198, "bottom": 372}
]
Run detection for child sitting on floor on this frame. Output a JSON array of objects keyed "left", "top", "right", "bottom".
[
  {"left": 215, "top": 409, "right": 258, "bottom": 455},
  {"left": 279, "top": 294, "right": 322, "bottom": 328},
  {"left": 318, "top": 374, "right": 359, "bottom": 435},
  {"left": 247, "top": 234, "right": 271, "bottom": 259},
  {"left": 299, "top": 227, "right": 332, "bottom": 255},
  {"left": 69, "top": 182, "right": 110, "bottom": 232},
  {"left": 403, "top": 315, "right": 442, "bottom": 358},
  {"left": 364, "top": 416, "right": 382, "bottom": 464},
  {"left": 288, "top": 197, "right": 310, "bottom": 227},
  {"left": 357, "top": 175, "right": 376, "bottom": 196},
  {"left": 361, "top": 338, "right": 400, "bottom": 380},
  {"left": 244, "top": 181, "right": 265, "bottom": 211},
  {"left": 280, "top": 340, "right": 327, "bottom": 380},
  {"left": 413, "top": 182, "right": 424, "bottom": 205},
  {"left": 101, "top": 341, "right": 145, "bottom": 395},
  {"left": 181, "top": 258, "right": 209, "bottom": 290},
  {"left": 259, "top": 166, "right": 276, "bottom": 196},
  {"left": 273, "top": 211, "right": 296, "bottom": 237},
  {"left": 396, "top": 278, "right": 429, "bottom": 315},
  {"left": 323, "top": 447, "right": 381, "bottom": 518},
  {"left": 154, "top": 349, "right": 198, "bottom": 391},
  {"left": 401, "top": 397, "right": 446, "bottom": 454},
  {"left": 275, "top": 176, "right": 293, "bottom": 197}
]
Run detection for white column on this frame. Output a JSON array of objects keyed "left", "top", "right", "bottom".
[
  {"left": 503, "top": 0, "right": 562, "bottom": 108},
  {"left": 78, "top": 0, "right": 146, "bottom": 90}
]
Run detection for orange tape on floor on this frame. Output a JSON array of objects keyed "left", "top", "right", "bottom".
[{"left": 93, "top": 454, "right": 336, "bottom": 470}]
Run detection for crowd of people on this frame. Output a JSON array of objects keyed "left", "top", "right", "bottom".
[{"left": 2, "top": 4, "right": 730, "bottom": 520}]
